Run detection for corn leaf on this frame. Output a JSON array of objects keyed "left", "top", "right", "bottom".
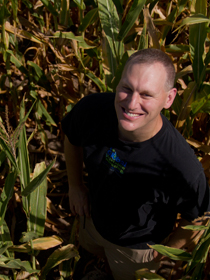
[
  {"left": 40, "top": 0, "right": 58, "bottom": 16},
  {"left": 40, "top": 244, "right": 79, "bottom": 280},
  {"left": 52, "top": 31, "right": 85, "bottom": 42},
  {"left": 179, "top": 14, "right": 210, "bottom": 28},
  {"left": 78, "top": 8, "right": 98, "bottom": 32},
  {"left": 0, "top": 151, "right": 6, "bottom": 167},
  {"left": 21, "top": 160, "right": 55, "bottom": 197},
  {"left": 29, "top": 162, "right": 47, "bottom": 237},
  {"left": 0, "top": 221, "right": 13, "bottom": 256},
  {"left": 160, "top": 7, "right": 177, "bottom": 45},
  {"left": 189, "top": 21, "right": 207, "bottom": 85},
  {"left": 98, "top": 0, "right": 124, "bottom": 79},
  {"left": 85, "top": 71, "right": 106, "bottom": 91},
  {"left": 11, "top": 0, "right": 18, "bottom": 23},
  {"left": 9, "top": 235, "right": 63, "bottom": 253},
  {"left": 36, "top": 99, "right": 57, "bottom": 127},
  {"left": 111, "top": 50, "right": 135, "bottom": 91},
  {"left": 0, "top": 259, "right": 39, "bottom": 272},
  {"left": 0, "top": 171, "right": 17, "bottom": 226},
  {"left": 165, "top": 44, "right": 189, "bottom": 53},
  {"left": 117, "top": 0, "right": 146, "bottom": 42},
  {"left": 73, "top": 0, "right": 86, "bottom": 10},
  {"left": 27, "top": 61, "right": 51, "bottom": 92},
  {"left": 135, "top": 268, "right": 165, "bottom": 279},
  {"left": 18, "top": 99, "right": 30, "bottom": 189},
  {"left": 183, "top": 225, "right": 208, "bottom": 231},
  {"left": 149, "top": 244, "right": 192, "bottom": 261},
  {"left": 137, "top": 22, "right": 148, "bottom": 50},
  {"left": 60, "top": 0, "right": 68, "bottom": 26},
  {"left": 7, "top": 50, "right": 28, "bottom": 76}
]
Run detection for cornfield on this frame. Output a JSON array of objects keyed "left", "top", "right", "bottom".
[{"left": 0, "top": 0, "right": 210, "bottom": 279}]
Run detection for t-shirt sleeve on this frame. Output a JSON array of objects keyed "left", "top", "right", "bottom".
[
  {"left": 177, "top": 171, "right": 210, "bottom": 222},
  {"left": 61, "top": 96, "right": 90, "bottom": 146}
]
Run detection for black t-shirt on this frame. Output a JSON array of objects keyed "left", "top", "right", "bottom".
[{"left": 62, "top": 92, "right": 210, "bottom": 249}]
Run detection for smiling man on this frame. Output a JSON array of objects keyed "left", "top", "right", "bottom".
[{"left": 62, "top": 48, "right": 210, "bottom": 280}]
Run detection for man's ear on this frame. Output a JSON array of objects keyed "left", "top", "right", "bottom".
[{"left": 164, "top": 88, "right": 177, "bottom": 109}]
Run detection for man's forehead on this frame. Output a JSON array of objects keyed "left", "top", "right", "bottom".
[{"left": 122, "top": 61, "right": 165, "bottom": 78}]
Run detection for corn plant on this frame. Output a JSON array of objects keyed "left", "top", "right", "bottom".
[
  {"left": 0, "top": 0, "right": 210, "bottom": 279},
  {"left": 0, "top": 99, "right": 79, "bottom": 279},
  {"left": 135, "top": 220, "right": 210, "bottom": 280}
]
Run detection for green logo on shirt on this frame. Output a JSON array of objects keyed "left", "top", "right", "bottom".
[{"left": 105, "top": 148, "right": 127, "bottom": 174}]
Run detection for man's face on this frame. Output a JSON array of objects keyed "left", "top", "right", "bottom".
[{"left": 115, "top": 62, "right": 176, "bottom": 142}]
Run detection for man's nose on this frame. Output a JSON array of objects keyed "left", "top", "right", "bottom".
[{"left": 127, "top": 92, "right": 140, "bottom": 110}]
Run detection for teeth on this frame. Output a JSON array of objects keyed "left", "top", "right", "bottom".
[{"left": 125, "top": 110, "right": 140, "bottom": 117}]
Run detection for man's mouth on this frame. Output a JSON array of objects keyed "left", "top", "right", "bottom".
[{"left": 123, "top": 108, "right": 142, "bottom": 117}]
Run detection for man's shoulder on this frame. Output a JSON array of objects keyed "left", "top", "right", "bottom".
[
  {"left": 77, "top": 92, "right": 115, "bottom": 109},
  {"left": 161, "top": 116, "right": 203, "bottom": 175}
]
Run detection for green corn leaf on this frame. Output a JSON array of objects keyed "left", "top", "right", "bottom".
[
  {"left": 172, "top": 91, "right": 183, "bottom": 116},
  {"left": 137, "top": 22, "right": 148, "bottom": 50},
  {"left": 7, "top": 50, "right": 28, "bottom": 76},
  {"left": 149, "top": 244, "right": 192, "bottom": 261},
  {"left": 185, "top": 229, "right": 210, "bottom": 275},
  {"left": 40, "top": 244, "right": 79, "bottom": 280},
  {"left": 0, "top": 151, "right": 6, "bottom": 167},
  {"left": 78, "top": 40, "right": 97, "bottom": 49},
  {"left": 18, "top": 99, "right": 30, "bottom": 189},
  {"left": 194, "top": 93, "right": 210, "bottom": 115},
  {"left": 111, "top": 50, "right": 135, "bottom": 91},
  {"left": 0, "top": 259, "right": 39, "bottom": 272},
  {"left": 191, "top": 94, "right": 210, "bottom": 115},
  {"left": 11, "top": 0, "right": 18, "bottom": 23},
  {"left": 178, "top": 0, "right": 189, "bottom": 15},
  {"left": 0, "top": 221, "right": 13, "bottom": 256},
  {"left": 78, "top": 8, "right": 98, "bottom": 32},
  {"left": 9, "top": 235, "right": 63, "bottom": 253},
  {"left": 20, "top": 231, "right": 39, "bottom": 243},
  {"left": 29, "top": 162, "right": 48, "bottom": 237},
  {"left": 0, "top": 6, "right": 10, "bottom": 25},
  {"left": 21, "top": 160, "right": 55, "bottom": 197},
  {"left": 165, "top": 44, "right": 190, "bottom": 53},
  {"left": 18, "top": 99, "right": 36, "bottom": 215},
  {"left": 73, "top": 0, "right": 86, "bottom": 10},
  {"left": 60, "top": 0, "right": 68, "bottom": 26},
  {"left": 98, "top": 0, "right": 124, "bottom": 76},
  {"left": 36, "top": 99, "right": 57, "bottom": 127},
  {"left": 27, "top": 61, "right": 51, "bottom": 92},
  {"left": 189, "top": 21, "right": 207, "bottom": 85},
  {"left": 195, "top": 0, "right": 207, "bottom": 15},
  {"left": 0, "top": 274, "right": 11, "bottom": 279},
  {"left": 86, "top": 71, "right": 106, "bottom": 92},
  {"left": 18, "top": 260, "right": 40, "bottom": 274},
  {"left": 182, "top": 225, "right": 208, "bottom": 231},
  {"left": 0, "top": 139, "right": 17, "bottom": 169},
  {"left": 179, "top": 13, "right": 210, "bottom": 28},
  {"left": 40, "top": 0, "right": 58, "bottom": 16},
  {"left": 112, "top": 0, "right": 123, "bottom": 15},
  {"left": 135, "top": 268, "right": 165, "bottom": 279},
  {"left": 52, "top": 31, "right": 84, "bottom": 42},
  {"left": 160, "top": 7, "right": 177, "bottom": 45},
  {"left": 117, "top": 0, "right": 146, "bottom": 42},
  {"left": 0, "top": 171, "right": 17, "bottom": 226}
]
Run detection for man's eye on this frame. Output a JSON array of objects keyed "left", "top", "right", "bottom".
[
  {"left": 141, "top": 93, "right": 151, "bottom": 98},
  {"left": 123, "top": 87, "right": 131, "bottom": 92}
]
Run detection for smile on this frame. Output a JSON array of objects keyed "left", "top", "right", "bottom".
[{"left": 123, "top": 108, "right": 142, "bottom": 117}]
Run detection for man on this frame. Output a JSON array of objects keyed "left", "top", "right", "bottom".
[{"left": 62, "top": 48, "right": 210, "bottom": 280}]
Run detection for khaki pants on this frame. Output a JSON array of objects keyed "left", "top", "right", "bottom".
[{"left": 79, "top": 217, "right": 160, "bottom": 280}]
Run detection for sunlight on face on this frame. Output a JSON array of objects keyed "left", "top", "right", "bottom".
[{"left": 115, "top": 62, "right": 176, "bottom": 142}]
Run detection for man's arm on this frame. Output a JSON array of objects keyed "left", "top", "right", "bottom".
[
  {"left": 64, "top": 136, "right": 90, "bottom": 217},
  {"left": 154, "top": 218, "right": 205, "bottom": 262}
]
